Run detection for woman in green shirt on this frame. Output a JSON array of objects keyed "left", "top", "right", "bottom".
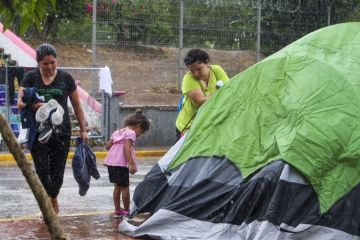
[{"left": 176, "top": 49, "right": 229, "bottom": 140}]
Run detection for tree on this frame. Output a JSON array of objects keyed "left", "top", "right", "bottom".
[
  {"left": 96, "top": 0, "right": 178, "bottom": 46},
  {"left": 31, "top": 0, "right": 87, "bottom": 39},
  {"left": 0, "top": 0, "right": 56, "bottom": 34}
]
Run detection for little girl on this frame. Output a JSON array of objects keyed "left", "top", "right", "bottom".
[{"left": 104, "top": 109, "right": 150, "bottom": 218}]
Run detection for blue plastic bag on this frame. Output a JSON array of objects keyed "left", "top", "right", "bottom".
[{"left": 72, "top": 137, "right": 100, "bottom": 196}]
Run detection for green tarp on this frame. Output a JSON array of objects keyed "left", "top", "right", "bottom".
[{"left": 170, "top": 22, "right": 360, "bottom": 213}]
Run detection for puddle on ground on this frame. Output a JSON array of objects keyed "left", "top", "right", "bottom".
[{"left": 0, "top": 214, "right": 143, "bottom": 240}]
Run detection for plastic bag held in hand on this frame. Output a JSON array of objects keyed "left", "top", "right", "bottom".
[{"left": 72, "top": 137, "right": 100, "bottom": 196}]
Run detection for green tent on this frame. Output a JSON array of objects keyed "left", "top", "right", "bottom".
[{"left": 170, "top": 22, "right": 360, "bottom": 213}]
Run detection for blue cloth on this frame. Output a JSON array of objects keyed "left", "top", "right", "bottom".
[
  {"left": 72, "top": 137, "right": 100, "bottom": 196},
  {"left": 20, "top": 87, "right": 44, "bottom": 149},
  {"left": 177, "top": 95, "right": 184, "bottom": 112}
]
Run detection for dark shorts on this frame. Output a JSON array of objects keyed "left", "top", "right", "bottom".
[{"left": 107, "top": 166, "right": 129, "bottom": 187}]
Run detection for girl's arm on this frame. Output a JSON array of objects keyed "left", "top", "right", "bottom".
[
  {"left": 123, "top": 139, "right": 136, "bottom": 174},
  {"left": 105, "top": 138, "right": 113, "bottom": 150}
]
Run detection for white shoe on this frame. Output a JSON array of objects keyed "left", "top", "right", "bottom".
[
  {"left": 50, "top": 104, "right": 64, "bottom": 125},
  {"left": 35, "top": 99, "right": 61, "bottom": 123},
  {"left": 38, "top": 121, "right": 53, "bottom": 143}
]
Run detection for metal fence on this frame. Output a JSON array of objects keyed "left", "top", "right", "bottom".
[
  {"left": 88, "top": 0, "right": 358, "bottom": 90},
  {"left": 58, "top": 67, "right": 110, "bottom": 144},
  {"left": 0, "top": 66, "right": 108, "bottom": 150},
  {"left": 18, "top": 0, "right": 358, "bottom": 99},
  {"left": 1, "top": 0, "right": 358, "bottom": 148}
]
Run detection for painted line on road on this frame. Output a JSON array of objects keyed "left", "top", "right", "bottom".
[
  {"left": 0, "top": 150, "right": 167, "bottom": 164},
  {"left": 0, "top": 210, "right": 115, "bottom": 222}
]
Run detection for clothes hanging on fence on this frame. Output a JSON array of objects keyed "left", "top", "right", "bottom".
[{"left": 99, "top": 66, "right": 113, "bottom": 96}]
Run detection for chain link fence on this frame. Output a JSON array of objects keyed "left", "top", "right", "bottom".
[
  {"left": 58, "top": 67, "right": 109, "bottom": 145},
  {"left": 0, "top": 66, "right": 107, "bottom": 150},
  {"left": 1, "top": 0, "right": 359, "bottom": 148},
  {"left": 18, "top": 0, "right": 359, "bottom": 97},
  {"left": 89, "top": 0, "right": 359, "bottom": 91}
]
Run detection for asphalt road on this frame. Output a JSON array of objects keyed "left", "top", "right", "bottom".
[
  {"left": 0, "top": 157, "right": 158, "bottom": 219},
  {"left": 0, "top": 157, "right": 159, "bottom": 240}
]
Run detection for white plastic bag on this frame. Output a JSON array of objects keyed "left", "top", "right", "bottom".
[{"left": 18, "top": 126, "right": 29, "bottom": 144}]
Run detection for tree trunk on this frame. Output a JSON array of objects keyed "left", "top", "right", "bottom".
[{"left": 0, "top": 114, "right": 67, "bottom": 240}]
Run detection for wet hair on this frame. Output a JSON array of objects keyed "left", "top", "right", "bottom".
[
  {"left": 36, "top": 44, "right": 57, "bottom": 62},
  {"left": 124, "top": 109, "right": 150, "bottom": 132},
  {"left": 184, "top": 49, "right": 210, "bottom": 66}
]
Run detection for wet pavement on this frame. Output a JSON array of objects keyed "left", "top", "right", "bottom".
[{"left": 0, "top": 157, "right": 159, "bottom": 239}]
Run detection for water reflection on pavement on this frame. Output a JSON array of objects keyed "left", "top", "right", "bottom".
[
  {"left": 0, "top": 215, "right": 140, "bottom": 240},
  {"left": 0, "top": 157, "right": 158, "bottom": 239}
]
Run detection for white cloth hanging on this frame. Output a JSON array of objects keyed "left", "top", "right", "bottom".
[{"left": 99, "top": 66, "right": 113, "bottom": 96}]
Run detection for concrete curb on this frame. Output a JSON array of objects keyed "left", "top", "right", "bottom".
[{"left": 0, "top": 150, "right": 168, "bottom": 163}]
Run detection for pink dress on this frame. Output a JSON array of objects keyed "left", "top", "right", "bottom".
[{"left": 104, "top": 128, "right": 137, "bottom": 170}]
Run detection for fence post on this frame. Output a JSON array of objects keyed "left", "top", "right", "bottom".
[
  {"left": 92, "top": 0, "right": 98, "bottom": 95},
  {"left": 327, "top": 5, "right": 331, "bottom": 26},
  {"left": 5, "top": 66, "right": 9, "bottom": 126},
  {"left": 103, "top": 91, "right": 110, "bottom": 141},
  {"left": 256, "top": 0, "right": 262, "bottom": 63},
  {"left": 178, "top": 0, "right": 184, "bottom": 91},
  {"left": 2, "top": 66, "right": 9, "bottom": 152},
  {"left": 92, "top": 0, "right": 97, "bottom": 68}
]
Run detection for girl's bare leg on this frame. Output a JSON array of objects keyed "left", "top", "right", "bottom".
[
  {"left": 114, "top": 184, "right": 121, "bottom": 211},
  {"left": 121, "top": 186, "right": 130, "bottom": 211}
]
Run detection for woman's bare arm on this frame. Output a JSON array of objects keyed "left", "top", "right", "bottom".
[{"left": 187, "top": 88, "right": 208, "bottom": 106}]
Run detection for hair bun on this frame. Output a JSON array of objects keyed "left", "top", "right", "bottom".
[{"left": 135, "top": 109, "right": 143, "bottom": 115}]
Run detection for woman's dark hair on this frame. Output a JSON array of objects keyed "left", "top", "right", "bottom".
[
  {"left": 124, "top": 109, "right": 150, "bottom": 132},
  {"left": 36, "top": 44, "right": 57, "bottom": 62},
  {"left": 184, "top": 49, "right": 210, "bottom": 66}
]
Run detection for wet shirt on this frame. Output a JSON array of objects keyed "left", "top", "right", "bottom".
[
  {"left": 104, "top": 128, "right": 137, "bottom": 170},
  {"left": 176, "top": 65, "right": 229, "bottom": 132},
  {"left": 21, "top": 69, "right": 77, "bottom": 136}
]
